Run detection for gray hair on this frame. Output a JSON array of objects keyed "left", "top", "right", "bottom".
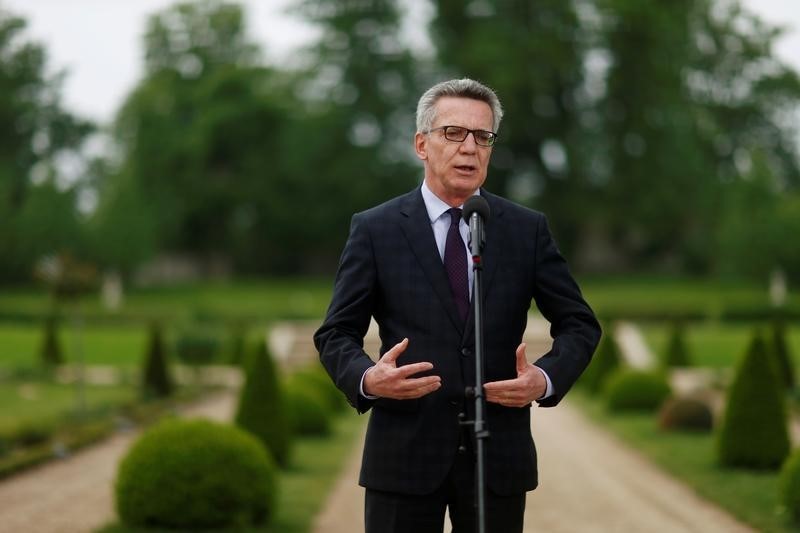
[{"left": 415, "top": 78, "right": 503, "bottom": 133}]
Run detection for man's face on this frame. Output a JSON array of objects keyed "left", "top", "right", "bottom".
[{"left": 415, "top": 96, "right": 494, "bottom": 205}]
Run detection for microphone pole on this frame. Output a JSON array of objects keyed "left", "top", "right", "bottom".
[{"left": 463, "top": 196, "right": 490, "bottom": 533}]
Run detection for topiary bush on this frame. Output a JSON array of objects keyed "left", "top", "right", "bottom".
[
  {"left": 580, "top": 323, "right": 620, "bottom": 393},
  {"left": 175, "top": 329, "right": 220, "bottom": 366},
  {"left": 657, "top": 395, "right": 713, "bottom": 432},
  {"left": 780, "top": 449, "right": 800, "bottom": 523},
  {"left": 770, "top": 317, "right": 795, "bottom": 390},
  {"left": 603, "top": 369, "right": 671, "bottom": 413},
  {"left": 235, "top": 338, "right": 292, "bottom": 467},
  {"left": 662, "top": 320, "right": 692, "bottom": 367},
  {"left": 141, "top": 322, "right": 174, "bottom": 399},
  {"left": 115, "top": 418, "right": 277, "bottom": 529},
  {"left": 39, "top": 315, "right": 64, "bottom": 367},
  {"left": 292, "top": 365, "right": 348, "bottom": 413},
  {"left": 285, "top": 380, "right": 332, "bottom": 437},
  {"left": 717, "top": 329, "right": 790, "bottom": 469}
]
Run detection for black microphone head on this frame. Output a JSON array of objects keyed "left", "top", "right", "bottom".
[{"left": 463, "top": 195, "right": 490, "bottom": 223}]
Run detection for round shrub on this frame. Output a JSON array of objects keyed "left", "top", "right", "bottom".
[
  {"left": 604, "top": 369, "right": 671, "bottom": 412},
  {"left": 657, "top": 396, "right": 713, "bottom": 432},
  {"left": 780, "top": 449, "right": 800, "bottom": 522},
  {"left": 115, "top": 418, "right": 277, "bottom": 529},
  {"left": 286, "top": 381, "right": 332, "bottom": 436},
  {"left": 292, "top": 365, "right": 348, "bottom": 412},
  {"left": 175, "top": 330, "right": 220, "bottom": 365}
]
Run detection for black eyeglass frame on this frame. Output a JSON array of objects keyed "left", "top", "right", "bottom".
[{"left": 425, "top": 125, "right": 498, "bottom": 147}]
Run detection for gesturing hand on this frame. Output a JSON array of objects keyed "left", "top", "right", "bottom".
[
  {"left": 483, "top": 343, "right": 546, "bottom": 407},
  {"left": 363, "top": 338, "right": 441, "bottom": 399}
]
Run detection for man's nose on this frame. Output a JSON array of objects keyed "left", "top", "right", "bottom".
[{"left": 459, "top": 132, "right": 478, "bottom": 152}]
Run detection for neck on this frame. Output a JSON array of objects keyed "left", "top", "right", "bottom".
[{"left": 423, "top": 179, "right": 477, "bottom": 208}]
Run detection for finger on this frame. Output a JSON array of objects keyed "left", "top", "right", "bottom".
[
  {"left": 515, "top": 343, "right": 528, "bottom": 374},
  {"left": 483, "top": 379, "right": 518, "bottom": 391},
  {"left": 396, "top": 377, "right": 441, "bottom": 399},
  {"left": 381, "top": 338, "right": 409, "bottom": 363},
  {"left": 395, "top": 361, "right": 434, "bottom": 378}
]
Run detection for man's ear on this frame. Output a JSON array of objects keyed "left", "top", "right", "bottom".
[{"left": 414, "top": 132, "right": 427, "bottom": 161}]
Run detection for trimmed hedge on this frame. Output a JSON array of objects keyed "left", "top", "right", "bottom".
[
  {"left": 141, "top": 322, "right": 174, "bottom": 399},
  {"left": 285, "top": 380, "right": 332, "bottom": 437},
  {"left": 292, "top": 365, "right": 348, "bottom": 413},
  {"left": 115, "top": 418, "right": 276, "bottom": 529},
  {"left": 662, "top": 320, "right": 692, "bottom": 367},
  {"left": 770, "top": 318, "right": 795, "bottom": 390},
  {"left": 580, "top": 322, "right": 620, "bottom": 393},
  {"left": 235, "top": 338, "right": 292, "bottom": 467},
  {"left": 603, "top": 369, "right": 671, "bottom": 412},
  {"left": 39, "top": 316, "right": 64, "bottom": 367},
  {"left": 780, "top": 449, "right": 800, "bottom": 523},
  {"left": 717, "top": 330, "right": 790, "bottom": 469}
]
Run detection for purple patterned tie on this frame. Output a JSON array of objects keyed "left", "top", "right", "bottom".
[{"left": 444, "top": 208, "right": 469, "bottom": 322}]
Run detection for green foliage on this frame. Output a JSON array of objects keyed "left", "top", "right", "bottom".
[
  {"left": 770, "top": 318, "right": 795, "bottom": 390},
  {"left": 663, "top": 320, "right": 692, "bottom": 367},
  {"left": 140, "top": 322, "right": 174, "bottom": 399},
  {"left": 226, "top": 321, "right": 246, "bottom": 366},
  {"left": 39, "top": 316, "right": 63, "bottom": 366},
  {"left": 580, "top": 324, "right": 621, "bottom": 393},
  {"left": 285, "top": 380, "right": 331, "bottom": 437},
  {"left": 779, "top": 449, "right": 800, "bottom": 524},
  {"left": 115, "top": 418, "right": 277, "bottom": 529},
  {"left": 717, "top": 330, "right": 790, "bottom": 469},
  {"left": 235, "top": 339, "right": 292, "bottom": 466},
  {"left": 0, "top": 9, "right": 93, "bottom": 281},
  {"left": 603, "top": 369, "right": 671, "bottom": 412},
  {"left": 174, "top": 329, "right": 219, "bottom": 366},
  {"left": 292, "top": 364, "right": 348, "bottom": 413},
  {"left": 657, "top": 395, "right": 713, "bottom": 433}
]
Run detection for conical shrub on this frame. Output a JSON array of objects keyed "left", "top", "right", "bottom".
[
  {"left": 717, "top": 329, "right": 790, "bottom": 469},
  {"left": 40, "top": 315, "right": 64, "bottom": 367},
  {"left": 141, "top": 322, "right": 174, "bottom": 399},
  {"left": 770, "top": 318, "right": 795, "bottom": 390},
  {"left": 235, "top": 338, "right": 291, "bottom": 467},
  {"left": 663, "top": 320, "right": 692, "bottom": 367},
  {"left": 580, "top": 323, "right": 620, "bottom": 393}
]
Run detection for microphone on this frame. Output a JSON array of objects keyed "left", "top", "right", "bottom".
[{"left": 462, "top": 196, "right": 490, "bottom": 258}]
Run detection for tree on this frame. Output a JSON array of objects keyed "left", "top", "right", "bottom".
[
  {"left": 429, "top": 0, "right": 591, "bottom": 255},
  {"left": 580, "top": 323, "right": 620, "bottom": 393},
  {"left": 717, "top": 329, "right": 789, "bottom": 469},
  {"left": 0, "top": 8, "right": 93, "bottom": 281},
  {"left": 663, "top": 320, "right": 692, "bottom": 367},
  {"left": 234, "top": 338, "right": 291, "bottom": 467}
]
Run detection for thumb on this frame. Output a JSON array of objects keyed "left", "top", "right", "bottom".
[
  {"left": 382, "top": 338, "right": 409, "bottom": 364},
  {"left": 515, "top": 343, "right": 528, "bottom": 375}
]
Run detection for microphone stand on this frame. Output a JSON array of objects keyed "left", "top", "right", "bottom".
[{"left": 466, "top": 211, "right": 489, "bottom": 533}]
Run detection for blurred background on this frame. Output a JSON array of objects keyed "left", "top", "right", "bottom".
[{"left": 1, "top": 0, "right": 799, "bottom": 531}]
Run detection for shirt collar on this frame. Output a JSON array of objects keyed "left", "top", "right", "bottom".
[{"left": 420, "top": 180, "right": 480, "bottom": 224}]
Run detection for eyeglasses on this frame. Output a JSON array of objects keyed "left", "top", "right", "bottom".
[{"left": 425, "top": 125, "right": 498, "bottom": 147}]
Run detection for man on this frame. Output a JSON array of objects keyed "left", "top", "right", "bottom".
[{"left": 314, "top": 78, "right": 601, "bottom": 532}]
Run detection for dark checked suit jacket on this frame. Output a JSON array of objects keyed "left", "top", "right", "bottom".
[{"left": 314, "top": 187, "right": 601, "bottom": 496}]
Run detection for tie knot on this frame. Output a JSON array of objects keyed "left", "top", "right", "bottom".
[{"left": 448, "top": 208, "right": 462, "bottom": 225}]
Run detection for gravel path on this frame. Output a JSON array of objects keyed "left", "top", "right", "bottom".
[{"left": 0, "top": 391, "right": 236, "bottom": 533}]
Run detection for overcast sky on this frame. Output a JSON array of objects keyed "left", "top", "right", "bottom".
[{"left": 2, "top": 0, "right": 799, "bottom": 125}]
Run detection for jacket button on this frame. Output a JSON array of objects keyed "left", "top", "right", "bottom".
[{"left": 461, "top": 348, "right": 471, "bottom": 357}]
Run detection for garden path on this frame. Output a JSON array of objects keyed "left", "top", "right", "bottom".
[{"left": 313, "top": 318, "right": 755, "bottom": 533}]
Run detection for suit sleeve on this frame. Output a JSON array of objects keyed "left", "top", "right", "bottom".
[
  {"left": 314, "top": 213, "right": 378, "bottom": 413},
  {"left": 531, "top": 215, "right": 601, "bottom": 407}
]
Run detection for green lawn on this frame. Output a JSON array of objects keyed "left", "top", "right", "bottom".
[
  {"left": 0, "top": 381, "right": 136, "bottom": 434},
  {"left": 572, "top": 392, "right": 797, "bottom": 532},
  {"left": 640, "top": 322, "right": 800, "bottom": 369}
]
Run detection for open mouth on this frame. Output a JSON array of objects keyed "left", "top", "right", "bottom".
[{"left": 454, "top": 165, "right": 476, "bottom": 173}]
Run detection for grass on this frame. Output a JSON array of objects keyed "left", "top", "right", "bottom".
[
  {"left": 579, "top": 275, "right": 797, "bottom": 320},
  {"left": 0, "top": 381, "right": 136, "bottom": 434},
  {"left": 640, "top": 321, "right": 800, "bottom": 369},
  {"left": 571, "top": 392, "right": 797, "bottom": 532},
  {"left": 97, "top": 411, "right": 366, "bottom": 533}
]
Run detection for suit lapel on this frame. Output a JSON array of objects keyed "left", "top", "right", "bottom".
[{"left": 399, "top": 189, "right": 465, "bottom": 334}]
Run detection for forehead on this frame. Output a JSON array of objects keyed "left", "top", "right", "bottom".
[{"left": 433, "top": 97, "right": 494, "bottom": 129}]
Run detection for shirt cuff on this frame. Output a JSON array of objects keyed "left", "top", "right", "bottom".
[
  {"left": 534, "top": 364, "right": 554, "bottom": 400},
  {"left": 360, "top": 367, "right": 379, "bottom": 399}
]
